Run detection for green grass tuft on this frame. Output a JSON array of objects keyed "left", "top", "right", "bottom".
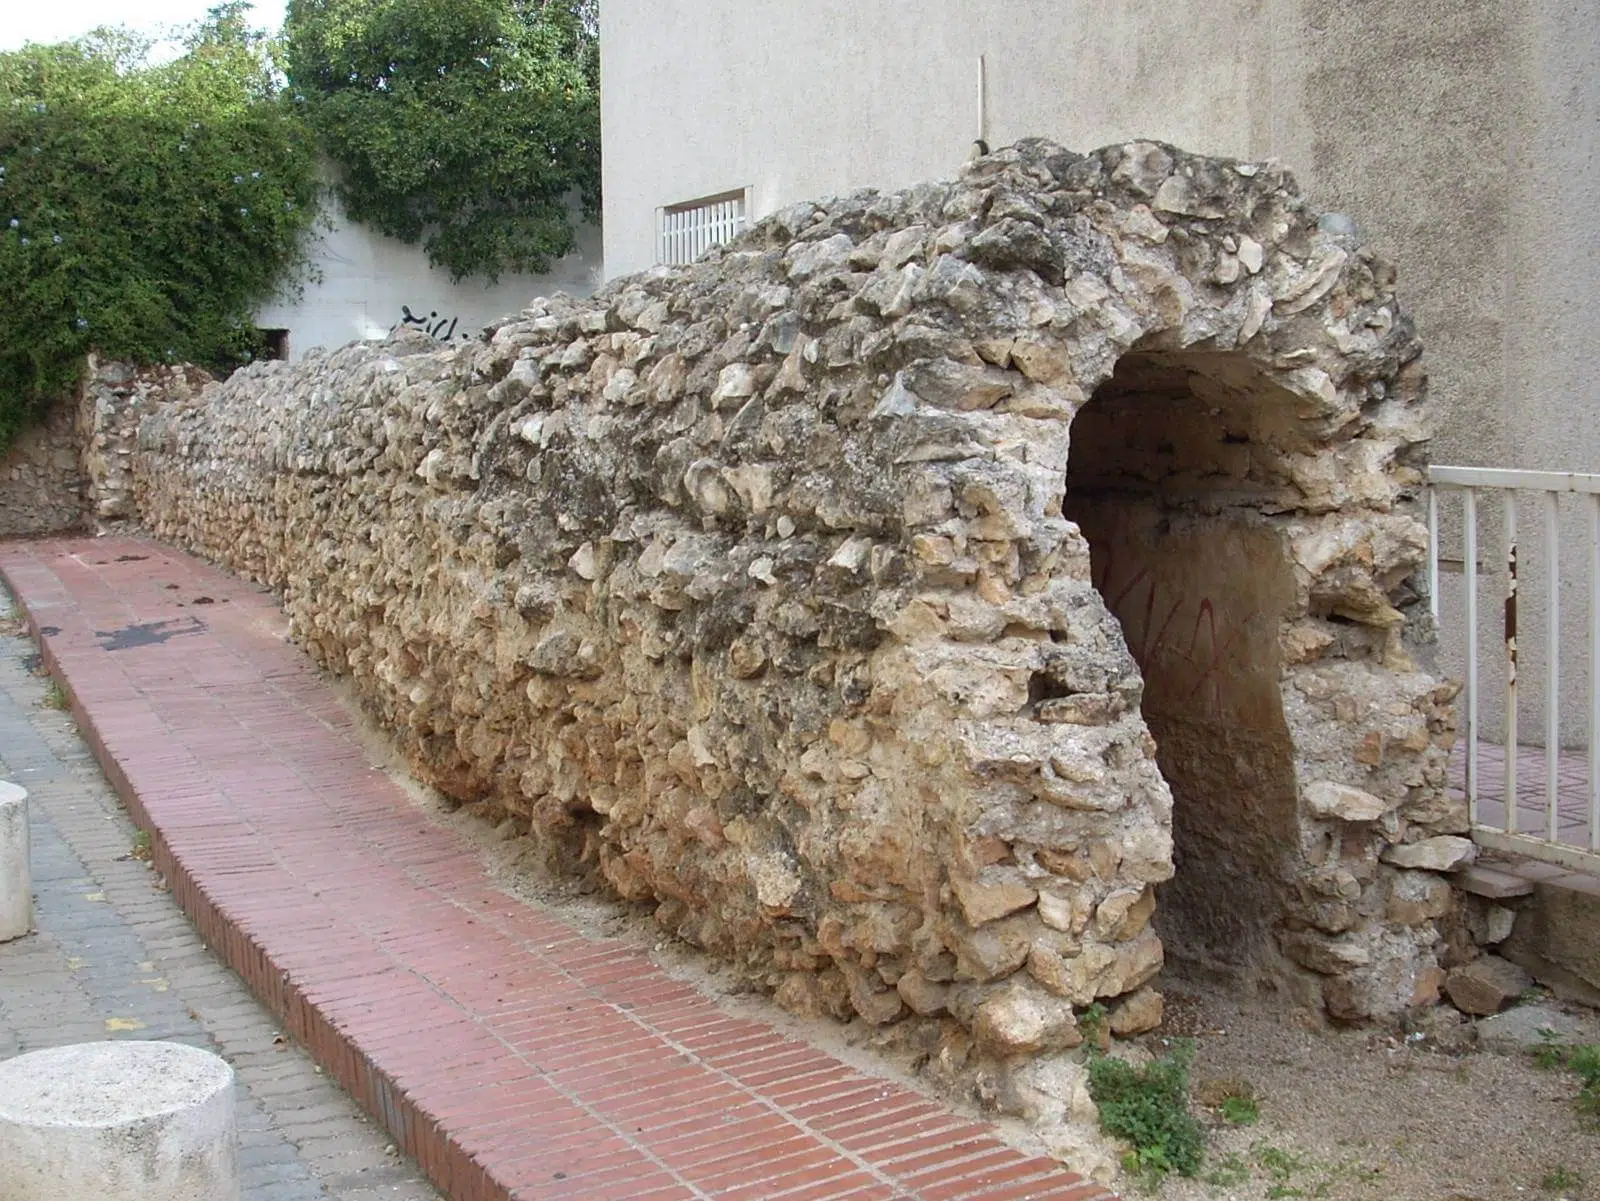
[{"left": 1088, "top": 1039, "right": 1205, "bottom": 1185}]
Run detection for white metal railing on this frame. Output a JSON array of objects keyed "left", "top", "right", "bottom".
[
  {"left": 657, "top": 188, "right": 749, "bottom": 267},
  {"left": 1428, "top": 465, "right": 1600, "bottom": 870}
]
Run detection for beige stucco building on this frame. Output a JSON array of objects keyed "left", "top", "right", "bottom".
[{"left": 599, "top": 0, "right": 1599, "bottom": 745}]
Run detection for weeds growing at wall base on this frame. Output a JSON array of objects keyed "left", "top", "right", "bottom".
[{"left": 1086, "top": 1037, "right": 1205, "bottom": 1185}]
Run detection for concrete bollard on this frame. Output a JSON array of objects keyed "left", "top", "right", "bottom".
[
  {"left": 0, "top": 781, "right": 29, "bottom": 942},
  {"left": 0, "top": 1041, "right": 238, "bottom": 1201}
]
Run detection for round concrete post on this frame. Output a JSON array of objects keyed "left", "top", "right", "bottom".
[
  {"left": 0, "top": 781, "right": 30, "bottom": 942},
  {"left": 0, "top": 1041, "right": 238, "bottom": 1201}
]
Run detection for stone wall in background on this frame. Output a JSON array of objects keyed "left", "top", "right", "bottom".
[
  {"left": 126, "top": 141, "right": 1469, "bottom": 1130},
  {"left": 0, "top": 394, "right": 90, "bottom": 537},
  {"left": 0, "top": 359, "right": 211, "bottom": 539},
  {"left": 81, "top": 360, "right": 213, "bottom": 525}
]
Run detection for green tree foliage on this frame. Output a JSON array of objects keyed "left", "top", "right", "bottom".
[
  {"left": 0, "top": 4, "right": 319, "bottom": 451},
  {"left": 284, "top": 0, "right": 599, "bottom": 282}
]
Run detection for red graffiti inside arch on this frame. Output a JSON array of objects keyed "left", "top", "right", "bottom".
[{"left": 1093, "top": 535, "right": 1249, "bottom": 716}]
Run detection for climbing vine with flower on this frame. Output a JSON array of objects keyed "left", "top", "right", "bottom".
[{"left": 0, "top": 4, "right": 318, "bottom": 451}]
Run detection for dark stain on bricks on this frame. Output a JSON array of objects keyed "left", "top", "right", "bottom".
[{"left": 95, "top": 617, "right": 206, "bottom": 652}]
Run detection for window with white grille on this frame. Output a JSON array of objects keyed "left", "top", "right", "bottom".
[{"left": 657, "top": 189, "right": 749, "bottom": 266}]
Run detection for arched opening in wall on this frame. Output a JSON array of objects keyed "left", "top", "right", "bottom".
[{"left": 1063, "top": 349, "right": 1308, "bottom": 982}]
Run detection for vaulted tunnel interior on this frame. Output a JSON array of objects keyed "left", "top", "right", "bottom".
[{"left": 1063, "top": 350, "right": 1307, "bottom": 980}]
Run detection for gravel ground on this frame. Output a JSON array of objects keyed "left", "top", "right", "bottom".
[{"left": 1150, "top": 974, "right": 1600, "bottom": 1201}]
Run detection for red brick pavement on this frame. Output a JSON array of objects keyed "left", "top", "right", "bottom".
[{"left": 0, "top": 536, "right": 1118, "bottom": 1201}]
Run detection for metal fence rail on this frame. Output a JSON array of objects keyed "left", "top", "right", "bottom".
[
  {"left": 1427, "top": 465, "right": 1600, "bottom": 870},
  {"left": 658, "top": 189, "right": 749, "bottom": 267}
]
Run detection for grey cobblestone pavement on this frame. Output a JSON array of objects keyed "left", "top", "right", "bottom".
[{"left": 0, "top": 584, "right": 441, "bottom": 1201}]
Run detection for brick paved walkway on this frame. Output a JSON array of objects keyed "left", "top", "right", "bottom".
[
  {"left": 0, "top": 584, "right": 440, "bottom": 1200},
  {"left": 1450, "top": 739, "right": 1598, "bottom": 850},
  {"left": 0, "top": 536, "right": 1114, "bottom": 1201}
]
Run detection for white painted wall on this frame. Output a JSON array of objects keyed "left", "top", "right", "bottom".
[
  {"left": 257, "top": 193, "right": 602, "bottom": 360},
  {"left": 599, "top": 0, "right": 1271, "bottom": 282},
  {"left": 599, "top": 0, "right": 1600, "bottom": 742}
]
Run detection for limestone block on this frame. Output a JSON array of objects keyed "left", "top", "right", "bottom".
[
  {"left": 1305, "top": 780, "right": 1387, "bottom": 822},
  {"left": 1466, "top": 901, "right": 1518, "bottom": 947},
  {"left": 0, "top": 1041, "right": 237, "bottom": 1201},
  {"left": 1092, "top": 886, "right": 1155, "bottom": 942},
  {"left": 1476, "top": 1003, "right": 1583, "bottom": 1051},
  {"left": 1385, "top": 872, "right": 1454, "bottom": 926},
  {"left": 950, "top": 873, "right": 1037, "bottom": 926},
  {"left": 973, "top": 979, "right": 1084, "bottom": 1054},
  {"left": 1109, "top": 987, "right": 1164, "bottom": 1036},
  {"left": 1444, "top": 956, "right": 1532, "bottom": 1016},
  {"left": 1381, "top": 836, "right": 1476, "bottom": 872},
  {"left": 0, "top": 781, "right": 30, "bottom": 942},
  {"left": 1282, "top": 931, "right": 1371, "bottom": 975}
]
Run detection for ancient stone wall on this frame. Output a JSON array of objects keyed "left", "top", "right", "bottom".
[
  {"left": 129, "top": 141, "right": 1464, "bottom": 1082},
  {"left": 81, "top": 361, "right": 212, "bottom": 524},
  {"left": 0, "top": 396, "right": 90, "bottom": 538},
  {"left": 0, "top": 359, "right": 209, "bottom": 539}
]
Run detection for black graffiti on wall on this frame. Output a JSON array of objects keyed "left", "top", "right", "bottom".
[{"left": 394, "top": 305, "right": 463, "bottom": 341}]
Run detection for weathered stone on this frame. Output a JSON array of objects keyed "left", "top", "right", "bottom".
[
  {"left": 950, "top": 874, "right": 1038, "bottom": 926},
  {"left": 1108, "top": 987, "right": 1163, "bottom": 1036},
  {"left": 1036, "top": 889, "right": 1090, "bottom": 934},
  {"left": 1456, "top": 865, "right": 1534, "bottom": 900},
  {"left": 1305, "top": 780, "right": 1387, "bottom": 822},
  {"left": 1385, "top": 872, "right": 1454, "bottom": 926},
  {"left": 1028, "top": 930, "right": 1162, "bottom": 1003},
  {"left": 896, "top": 969, "right": 951, "bottom": 1017},
  {"left": 1382, "top": 836, "right": 1476, "bottom": 872},
  {"left": 1444, "top": 956, "right": 1533, "bottom": 1016},
  {"left": 840, "top": 962, "right": 906, "bottom": 1026},
  {"left": 787, "top": 233, "right": 854, "bottom": 280},
  {"left": 1410, "top": 964, "right": 1447, "bottom": 1008},
  {"left": 1467, "top": 902, "right": 1518, "bottom": 947},
  {"left": 99, "top": 136, "right": 1454, "bottom": 1085},
  {"left": 1008, "top": 1056, "right": 1098, "bottom": 1128},
  {"left": 973, "top": 979, "right": 1084, "bottom": 1054},
  {"left": 1475, "top": 1002, "right": 1585, "bottom": 1051},
  {"left": 1405, "top": 1003, "right": 1478, "bottom": 1052},
  {"left": 1092, "top": 887, "right": 1155, "bottom": 942},
  {"left": 951, "top": 917, "right": 1034, "bottom": 982},
  {"left": 1282, "top": 931, "right": 1372, "bottom": 975}
]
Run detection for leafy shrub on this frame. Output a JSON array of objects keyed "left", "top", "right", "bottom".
[
  {"left": 284, "top": 0, "right": 599, "bottom": 282},
  {"left": 1087, "top": 1038, "right": 1206, "bottom": 1184},
  {"left": 0, "top": 4, "right": 318, "bottom": 451}
]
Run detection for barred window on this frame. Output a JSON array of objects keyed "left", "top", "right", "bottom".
[{"left": 657, "top": 188, "right": 749, "bottom": 266}]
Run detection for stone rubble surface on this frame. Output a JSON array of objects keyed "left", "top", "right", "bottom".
[{"left": 116, "top": 140, "right": 1471, "bottom": 1096}]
